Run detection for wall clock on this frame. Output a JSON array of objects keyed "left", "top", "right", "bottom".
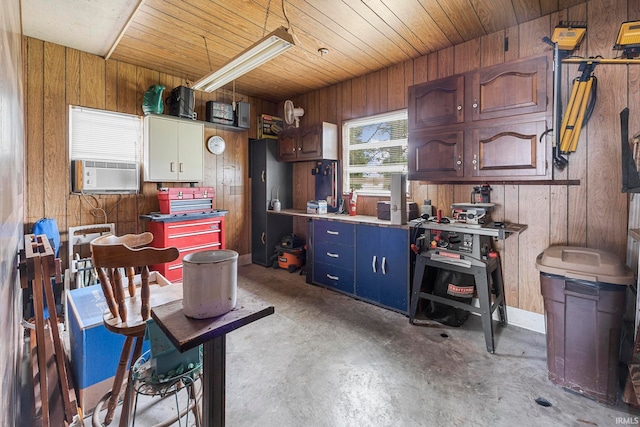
[{"left": 206, "top": 135, "right": 226, "bottom": 155}]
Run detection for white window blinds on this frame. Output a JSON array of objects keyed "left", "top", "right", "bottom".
[
  {"left": 69, "top": 106, "right": 142, "bottom": 162},
  {"left": 342, "top": 110, "right": 408, "bottom": 195}
]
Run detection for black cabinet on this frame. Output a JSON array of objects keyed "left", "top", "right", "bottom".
[{"left": 250, "top": 139, "right": 293, "bottom": 266}]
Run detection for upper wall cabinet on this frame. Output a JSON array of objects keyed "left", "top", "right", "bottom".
[
  {"left": 408, "top": 75, "right": 465, "bottom": 128},
  {"left": 144, "top": 114, "right": 204, "bottom": 182},
  {"left": 408, "top": 54, "right": 551, "bottom": 182},
  {"left": 471, "top": 56, "right": 548, "bottom": 121},
  {"left": 278, "top": 122, "right": 338, "bottom": 162}
]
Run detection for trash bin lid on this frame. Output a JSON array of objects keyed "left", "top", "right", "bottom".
[{"left": 535, "top": 246, "right": 634, "bottom": 285}]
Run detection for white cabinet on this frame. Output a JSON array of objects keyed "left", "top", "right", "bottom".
[{"left": 144, "top": 114, "right": 204, "bottom": 182}]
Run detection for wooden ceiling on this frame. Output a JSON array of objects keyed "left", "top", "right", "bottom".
[{"left": 108, "top": 0, "right": 588, "bottom": 102}]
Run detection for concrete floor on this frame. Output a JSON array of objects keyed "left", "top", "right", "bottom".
[{"left": 72, "top": 264, "right": 640, "bottom": 425}]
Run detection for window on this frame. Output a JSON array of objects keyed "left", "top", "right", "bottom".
[
  {"left": 69, "top": 106, "right": 141, "bottom": 162},
  {"left": 342, "top": 110, "right": 408, "bottom": 195},
  {"left": 69, "top": 106, "right": 142, "bottom": 194}
]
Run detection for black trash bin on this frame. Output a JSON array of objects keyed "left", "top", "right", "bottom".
[{"left": 536, "top": 246, "right": 634, "bottom": 405}]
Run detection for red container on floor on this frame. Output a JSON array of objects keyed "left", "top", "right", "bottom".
[{"left": 158, "top": 187, "right": 215, "bottom": 214}]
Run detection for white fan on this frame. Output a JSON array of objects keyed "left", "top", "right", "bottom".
[{"left": 284, "top": 99, "right": 304, "bottom": 127}]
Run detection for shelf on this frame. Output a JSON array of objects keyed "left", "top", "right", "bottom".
[
  {"left": 157, "top": 114, "right": 248, "bottom": 132},
  {"left": 562, "top": 58, "right": 640, "bottom": 65}
]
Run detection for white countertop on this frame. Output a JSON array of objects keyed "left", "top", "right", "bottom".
[{"left": 267, "top": 209, "right": 410, "bottom": 228}]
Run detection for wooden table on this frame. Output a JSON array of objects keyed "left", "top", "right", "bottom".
[{"left": 151, "top": 287, "right": 274, "bottom": 427}]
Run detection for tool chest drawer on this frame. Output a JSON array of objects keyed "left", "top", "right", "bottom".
[
  {"left": 315, "top": 239, "right": 354, "bottom": 270},
  {"left": 313, "top": 262, "right": 355, "bottom": 294},
  {"left": 148, "top": 215, "right": 226, "bottom": 282},
  {"left": 313, "top": 219, "right": 355, "bottom": 246}
]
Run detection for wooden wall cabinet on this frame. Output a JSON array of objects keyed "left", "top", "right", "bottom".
[
  {"left": 144, "top": 114, "right": 204, "bottom": 182},
  {"left": 408, "top": 55, "right": 551, "bottom": 182},
  {"left": 278, "top": 122, "right": 338, "bottom": 162}
]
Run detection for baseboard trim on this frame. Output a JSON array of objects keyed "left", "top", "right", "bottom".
[
  {"left": 238, "top": 253, "right": 252, "bottom": 266},
  {"left": 470, "top": 298, "right": 545, "bottom": 334}
]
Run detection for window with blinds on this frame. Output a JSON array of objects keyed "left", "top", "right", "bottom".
[
  {"left": 342, "top": 110, "right": 408, "bottom": 195},
  {"left": 69, "top": 106, "right": 142, "bottom": 162}
]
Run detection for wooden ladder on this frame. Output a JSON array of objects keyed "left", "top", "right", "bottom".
[{"left": 21, "top": 234, "right": 81, "bottom": 426}]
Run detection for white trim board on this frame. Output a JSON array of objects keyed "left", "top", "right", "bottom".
[{"left": 469, "top": 298, "right": 546, "bottom": 334}]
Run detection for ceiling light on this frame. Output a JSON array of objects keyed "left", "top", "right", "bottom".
[
  {"left": 192, "top": 26, "right": 295, "bottom": 92},
  {"left": 614, "top": 21, "right": 640, "bottom": 58},
  {"left": 551, "top": 21, "right": 586, "bottom": 51}
]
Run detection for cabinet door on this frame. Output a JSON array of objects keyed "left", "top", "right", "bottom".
[
  {"left": 472, "top": 56, "right": 548, "bottom": 121},
  {"left": 278, "top": 128, "right": 298, "bottom": 162},
  {"left": 408, "top": 129, "right": 464, "bottom": 180},
  {"left": 177, "top": 121, "right": 204, "bottom": 182},
  {"left": 378, "top": 227, "right": 408, "bottom": 312},
  {"left": 355, "top": 225, "right": 409, "bottom": 313},
  {"left": 147, "top": 115, "right": 179, "bottom": 181},
  {"left": 408, "top": 75, "right": 464, "bottom": 129},
  {"left": 355, "top": 225, "right": 380, "bottom": 302},
  {"left": 298, "top": 125, "right": 322, "bottom": 160},
  {"left": 469, "top": 120, "right": 548, "bottom": 178}
]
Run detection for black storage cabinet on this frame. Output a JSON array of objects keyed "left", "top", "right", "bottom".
[
  {"left": 250, "top": 139, "right": 292, "bottom": 267},
  {"left": 535, "top": 246, "right": 634, "bottom": 405}
]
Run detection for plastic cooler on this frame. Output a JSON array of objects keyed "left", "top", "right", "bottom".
[{"left": 535, "top": 246, "right": 634, "bottom": 405}]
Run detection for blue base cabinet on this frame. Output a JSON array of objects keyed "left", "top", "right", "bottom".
[
  {"left": 355, "top": 225, "right": 409, "bottom": 313},
  {"left": 312, "top": 220, "right": 355, "bottom": 294}
]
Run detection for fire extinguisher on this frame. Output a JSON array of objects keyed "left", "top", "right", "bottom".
[{"left": 349, "top": 189, "right": 357, "bottom": 216}]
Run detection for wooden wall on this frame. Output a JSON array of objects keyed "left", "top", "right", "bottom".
[
  {"left": 288, "top": 0, "right": 640, "bottom": 314},
  {"left": 23, "top": 38, "right": 278, "bottom": 268},
  {"left": 1, "top": 0, "right": 25, "bottom": 422}
]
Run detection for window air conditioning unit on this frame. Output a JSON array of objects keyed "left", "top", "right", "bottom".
[{"left": 72, "top": 160, "right": 139, "bottom": 194}]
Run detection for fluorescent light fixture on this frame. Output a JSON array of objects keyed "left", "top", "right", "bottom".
[
  {"left": 614, "top": 21, "right": 640, "bottom": 58},
  {"left": 192, "top": 26, "right": 295, "bottom": 92}
]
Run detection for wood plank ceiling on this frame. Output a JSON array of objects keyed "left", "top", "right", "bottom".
[{"left": 68, "top": 0, "right": 592, "bottom": 102}]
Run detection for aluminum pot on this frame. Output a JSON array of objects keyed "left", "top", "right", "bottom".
[{"left": 182, "top": 249, "right": 238, "bottom": 318}]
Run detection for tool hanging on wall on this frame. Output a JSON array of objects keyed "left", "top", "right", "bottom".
[{"left": 559, "top": 61, "right": 598, "bottom": 154}]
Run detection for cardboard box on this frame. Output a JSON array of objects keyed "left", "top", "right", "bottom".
[
  {"left": 67, "top": 271, "right": 173, "bottom": 413},
  {"left": 257, "top": 114, "right": 283, "bottom": 139},
  {"left": 307, "top": 200, "right": 327, "bottom": 214},
  {"left": 376, "top": 201, "right": 419, "bottom": 221}
]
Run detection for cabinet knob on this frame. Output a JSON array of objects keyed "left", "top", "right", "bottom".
[
  {"left": 456, "top": 159, "right": 462, "bottom": 166},
  {"left": 292, "top": 148, "right": 296, "bottom": 153},
  {"left": 473, "top": 100, "right": 478, "bottom": 109},
  {"left": 261, "top": 232, "right": 266, "bottom": 244},
  {"left": 457, "top": 105, "right": 462, "bottom": 111},
  {"left": 170, "top": 162, "right": 175, "bottom": 172},
  {"left": 327, "top": 273, "right": 339, "bottom": 281},
  {"left": 179, "top": 163, "right": 184, "bottom": 173},
  {"left": 372, "top": 255, "right": 377, "bottom": 273},
  {"left": 261, "top": 170, "right": 265, "bottom": 183},
  {"left": 381, "top": 257, "right": 387, "bottom": 275}
]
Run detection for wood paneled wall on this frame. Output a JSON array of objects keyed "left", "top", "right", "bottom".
[
  {"left": 23, "top": 39, "right": 278, "bottom": 268},
  {"left": 288, "top": 0, "right": 640, "bottom": 314}
]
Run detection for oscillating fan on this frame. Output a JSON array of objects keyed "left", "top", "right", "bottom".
[{"left": 284, "top": 99, "right": 304, "bottom": 127}]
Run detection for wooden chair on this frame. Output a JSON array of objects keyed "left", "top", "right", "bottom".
[{"left": 89, "top": 232, "right": 179, "bottom": 427}]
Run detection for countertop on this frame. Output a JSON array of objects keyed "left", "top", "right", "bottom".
[{"left": 268, "top": 208, "right": 411, "bottom": 228}]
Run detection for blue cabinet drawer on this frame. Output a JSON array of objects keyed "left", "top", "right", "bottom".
[
  {"left": 314, "top": 262, "right": 355, "bottom": 294},
  {"left": 314, "top": 220, "right": 355, "bottom": 246},
  {"left": 315, "top": 239, "right": 354, "bottom": 269}
]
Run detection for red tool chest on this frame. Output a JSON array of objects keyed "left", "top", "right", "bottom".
[
  {"left": 158, "top": 187, "right": 215, "bottom": 215},
  {"left": 148, "top": 214, "right": 226, "bottom": 282}
]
